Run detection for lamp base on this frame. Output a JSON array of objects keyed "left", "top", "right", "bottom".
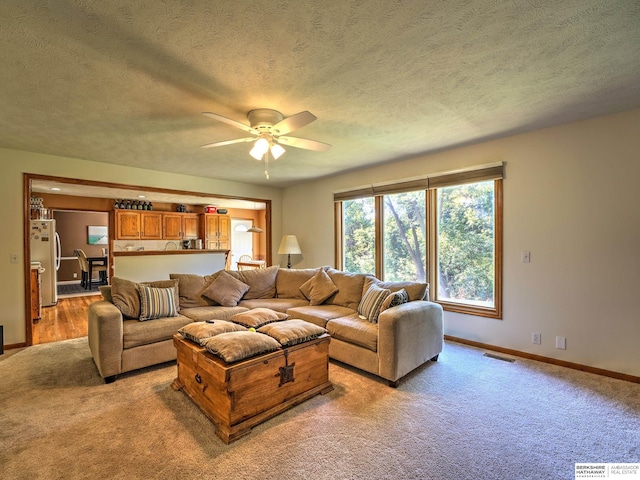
[{"left": 287, "top": 254, "right": 292, "bottom": 269}]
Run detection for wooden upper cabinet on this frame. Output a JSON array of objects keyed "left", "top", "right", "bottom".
[
  {"left": 116, "top": 211, "right": 140, "bottom": 239},
  {"left": 140, "top": 212, "right": 163, "bottom": 240},
  {"left": 183, "top": 214, "right": 200, "bottom": 239},
  {"left": 163, "top": 214, "right": 183, "bottom": 240},
  {"left": 203, "top": 214, "right": 230, "bottom": 249}
]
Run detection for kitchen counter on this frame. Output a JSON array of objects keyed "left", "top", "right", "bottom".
[
  {"left": 113, "top": 249, "right": 229, "bottom": 256},
  {"left": 112, "top": 250, "right": 229, "bottom": 282}
]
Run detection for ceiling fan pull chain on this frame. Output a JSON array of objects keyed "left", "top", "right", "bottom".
[{"left": 264, "top": 151, "right": 270, "bottom": 179}]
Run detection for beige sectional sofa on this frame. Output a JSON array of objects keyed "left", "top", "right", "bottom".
[{"left": 88, "top": 266, "right": 443, "bottom": 386}]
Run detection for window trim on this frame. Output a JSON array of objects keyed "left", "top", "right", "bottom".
[
  {"left": 429, "top": 179, "right": 503, "bottom": 319},
  {"left": 334, "top": 164, "right": 503, "bottom": 319}
]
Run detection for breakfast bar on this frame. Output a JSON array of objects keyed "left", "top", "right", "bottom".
[{"left": 112, "top": 249, "right": 229, "bottom": 283}]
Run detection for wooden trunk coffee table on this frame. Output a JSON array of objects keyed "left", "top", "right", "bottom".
[{"left": 171, "top": 333, "right": 333, "bottom": 444}]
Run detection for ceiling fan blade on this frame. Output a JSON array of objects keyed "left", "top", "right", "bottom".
[
  {"left": 202, "top": 112, "right": 257, "bottom": 134},
  {"left": 277, "top": 136, "right": 332, "bottom": 152},
  {"left": 201, "top": 137, "right": 255, "bottom": 148},
  {"left": 272, "top": 111, "right": 316, "bottom": 135}
]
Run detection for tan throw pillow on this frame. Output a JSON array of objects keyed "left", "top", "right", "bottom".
[
  {"left": 138, "top": 285, "right": 178, "bottom": 321},
  {"left": 380, "top": 288, "right": 410, "bottom": 312},
  {"left": 226, "top": 265, "right": 279, "bottom": 299},
  {"left": 358, "top": 284, "right": 391, "bottom": 323},
  {"left": 202, "top": 331, "right": 281, "bottom": 363},
  {"left": 299, "top": 269, "right": 339, "bottom": 306},
  {"left": 178, "top": 320, "right": 247, "bottom": 345},
  {"left": 200, "top": 271, "right": 250, "bottom": 307},
  {"left": 370, "top": 278, "right": 429, "bottom": 302},
  {"left": 230, "top": 308, "right": 290, "bottom": 328},
  {"left": 111, "top": 277, "right": 179, "bottom": 319},
  {"left": 276, "top": 268, "right": 320, "bottom": 299},
  {"left": 258, "top": 319, "right": 327, "bottom": 347}
]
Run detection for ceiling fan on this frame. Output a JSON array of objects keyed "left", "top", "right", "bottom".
[{"left": 201, "top": 109, "right": 331, "bottom": 179}]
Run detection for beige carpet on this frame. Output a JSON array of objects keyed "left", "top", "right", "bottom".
[{"left": 1, "top": 338, "right": 639, "bottom": 480}]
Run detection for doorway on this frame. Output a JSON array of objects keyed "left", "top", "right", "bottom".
[{"left": 230, "top": 219, "right": 254, "bottom": 270}]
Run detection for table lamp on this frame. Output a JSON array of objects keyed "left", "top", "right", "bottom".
[{"left": 277, "top": 235, "right": 301, "bottom": 269}]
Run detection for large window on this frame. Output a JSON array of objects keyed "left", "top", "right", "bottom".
[
  {"left": 335, "top": 165, "right": 502, "bottom": 319},
  {"left": 343, "top": 197, "right": 376, "bottom": 275},
  {"left": 383, "top": 191, "right": 426, "bottom": 282}
]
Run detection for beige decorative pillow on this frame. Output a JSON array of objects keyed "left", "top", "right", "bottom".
[
  {"left": 276, "top": 268, "right": 320, "bottom": 299},
  {"left": 258, "top": 319, "right": 327, "bottom": 347},
  {"left": 111, "top": 277, "right": 179, "bottom": 319},
  {"left": 202, "top": 331, "right": 281, "bottom": 363},
  {"left": 299, "top": 268, "right": 339, "bottom": 306},
  {"left": 200, "top": 271, "right": 250, "bottom": 307},
  {"left": 226, "top": 265, "right": 279, "bottom": 299},
  {"left": 370, "top": 278, "right": 429, "bottom": 301},
  {"left": 358, "top": 284, "right": 391, "bottom": 323},
  {"left": 138, "top": 285, "right": 179, "bottom": 321},
  {"left": 178, "top": 320, "right": 247, "bottom": 345},
  {"left": 230, "top": 308, "right": 290, "bottom": 328}
]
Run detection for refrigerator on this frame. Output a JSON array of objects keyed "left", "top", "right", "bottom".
[{"left": 30, "top": 219, "right": 61, "bottom": 307}]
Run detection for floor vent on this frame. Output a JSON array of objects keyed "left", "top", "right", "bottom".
[{"left": 483, "top": 352, "right": 515, "bottom": 363}]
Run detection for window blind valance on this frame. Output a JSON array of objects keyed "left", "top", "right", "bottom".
[{"left": 333, "top": 163, "right": 503, "bottom": 202}]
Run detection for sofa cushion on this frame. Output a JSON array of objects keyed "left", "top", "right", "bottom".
[
  {"left": 178, "top": 320, "right": 247, "bottom": 345},
  {"left": 258, "top": 320, "right": 326, "bottom": 347},
  {"left": 180, "top": 306, "right": 249, "bottom": 322},
  {"left": 202, "top": 331, "right": 281, "bottom": 363},
  {"left": 365, "top": 277, "right": 429, "bottom": 302},
  {"left": 170, "top": 273, "right": 220, "bottom": 308},
  {"left": 227, "top": 265, "right": 279, "bottom": 299},
  {"left": 381, "top": 288, "right": 409, "bottom": 311},
  {"left": 326, "top": 313, "right": 378, "bottom": 352},
  {"left": 138, "top": 285, "right": 179, "bottom": 321},
  {"left": 123, "top": 314, "right": 193, "bottom": 349},
  {"left": 111, "top": 277, "right": 180, "bottom": 319},
  {"left": 299, "top": 269, "right": 338, "bottom": 305},
  {"left": 201, "top": 271, "right": 250, "bottom": 307},
  {"left": 276, "top": 267, "right": 320, "bottom": 299},
  {"left": 357, "top": 284, "right": 391, "bottom": 324},
  {"left": 238, "top": 298, "right": 309, "bottom": 313},
  {"left": 324, "top": 269, "right": 368, "bottom": 310},
  {"left": 230, "top": 308, "right": 290, "bottom": 328},
  {"left": 286, "top": 305, "right": 356, "bottom": 328}
]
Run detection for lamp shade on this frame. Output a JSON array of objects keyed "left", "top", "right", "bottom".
[{"left": 278, "top": 235, "right": 301, "bottom": 255}]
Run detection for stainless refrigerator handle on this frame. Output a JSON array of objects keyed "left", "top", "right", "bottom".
[{"left": 55, "top": 232, "right": 61, "bottom": 271}]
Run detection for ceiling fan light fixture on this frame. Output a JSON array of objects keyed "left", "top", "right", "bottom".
[
  {"left": 271, "top": 143, "right": 285, "bottom": 159},
  {"left": 249, "top": 137, "right": 270, "bottom": 160}
]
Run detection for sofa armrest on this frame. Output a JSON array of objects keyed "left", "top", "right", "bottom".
[
  {"left": 88, "top": 300, "right": 124, "bottom": 380},
  {"left": 376, "top": 300, "right": 444, "bottom": 382}
]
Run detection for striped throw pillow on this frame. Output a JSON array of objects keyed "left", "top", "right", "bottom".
[
  {"left": 357, "top": 284, "right": 391, "bottom": 323},
  {"left": 138, "top": 285, "right": 178, "bottom": 321}
]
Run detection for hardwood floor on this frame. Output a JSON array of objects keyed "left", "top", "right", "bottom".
[{"left": 33, "top": 294, "right": 101, "bottom": 344}]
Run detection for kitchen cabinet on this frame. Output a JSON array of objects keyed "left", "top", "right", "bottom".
[
  {"left": 163, "top": 213, "right": 201, "bottom": 240},
  {"left": 115, "top": 211, "right": 140, "bottom": 239},
  {"left": 203, "top": 214, "right": 230, "bottom": 249},
  {"left": 140, "top": 212, "right": 163, "bottom": 239},
  {"left": 115, "top": 211, "right": 163, "bottom": 240}
]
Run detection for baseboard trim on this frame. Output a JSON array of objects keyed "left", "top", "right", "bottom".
[
  {"left": 3, "top": 342, "right": 27, "bottom": 351},
  {"left": 445, "top": 335, "right": 640, "bottom": 384}
]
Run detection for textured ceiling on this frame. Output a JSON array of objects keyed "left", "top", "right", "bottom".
[{"left": 2, "top": 1, "right": 640, "bottom": 187}]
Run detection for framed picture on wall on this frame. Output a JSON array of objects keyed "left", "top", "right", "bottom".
[{"left": 88, "top": 226, "right": 108, "bottom": 245}]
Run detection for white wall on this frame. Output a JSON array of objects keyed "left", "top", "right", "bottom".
[
  {"left": 0, "top": 148, "right": 283, "bottom": 346},
  {"left": 282, "top": 108, "right": 640, "bottom": 378}
]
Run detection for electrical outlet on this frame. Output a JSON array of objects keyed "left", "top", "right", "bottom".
[
  {"left": 521, "top": 251, "right": 531, "bottom": 263},
  {"left": 73, "top": 273, "right": 78, "bottom": 279},
  {"left": 556, "top": 336, "right": 566, "bottom": 350},
  {"left": 532, "top": 332, "right": 541, "bottom": 345}
]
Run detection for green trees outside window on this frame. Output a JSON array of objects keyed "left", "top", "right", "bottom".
[
  {"left": 436, "top": 181, "right": 495, "bottom": 307},
  {"left": 343, "top": 197, "right": 375, "bottom": 275}
]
